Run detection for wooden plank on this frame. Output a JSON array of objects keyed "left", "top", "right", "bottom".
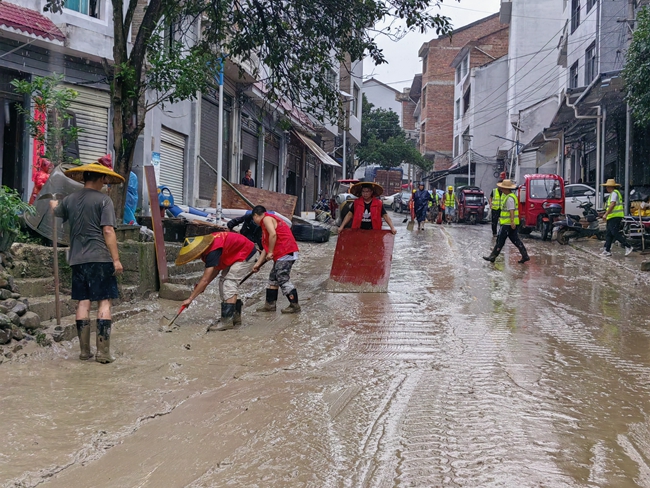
[
  {"left": 144, "top": 165, "right": 168, "bottom": 283},
  {"left": 213, "top": 182, "right": 298, "bottom": 218}
]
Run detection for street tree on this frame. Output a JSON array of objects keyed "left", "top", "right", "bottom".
[
  {"left": 43, "top": 0, "right": 452, "bottom": 217},
  {"left": 357, "top": 95, "right": 429, "bottom": 171},
  {"left": 624, "top": 7, "right": 650, "bottom": 127}
]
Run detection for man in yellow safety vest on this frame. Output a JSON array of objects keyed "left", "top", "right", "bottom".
[
  {"left": 488, "top": 172, "right": 506, "bottom": 237},
  {"left": 600, "top": 178, "right": 633, "bottom": 257},
  {"left": 444, "top": 186, "right": 458, "bottom": 224},
  {"left": 483, "top": 179, "right": 529, "bottom": 264}
]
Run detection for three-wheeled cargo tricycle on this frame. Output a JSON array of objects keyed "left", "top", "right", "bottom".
[
  {"left": 517, "top": 174, "right": 565, "bottom": 241},
  {"left": 457, "top": 186, "right": 486, "bottom": 225}
]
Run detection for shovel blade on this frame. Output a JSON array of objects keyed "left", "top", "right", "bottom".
[
  {"left": 406, "top": 220, "right": 415, "bottom": 231},
  {"left": 328, "top": 229, "right": 394, "bottom": 293}
]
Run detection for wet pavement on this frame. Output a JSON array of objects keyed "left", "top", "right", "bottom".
[{"left": 3, "top": 218, "right": 650, "bottom": 487}]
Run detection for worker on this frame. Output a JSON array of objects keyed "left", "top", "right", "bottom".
[
  {"left": 483, "top": 179, "right": 530, "bottom": 264},
  {"left": 489, "top": 172, "right": 506, "bottom": 237},
  {"left": 226, "top": 210, "right": 262, "bottom": 249},
  {"left": 252, "top": 205, "right": 302, "bottom": 314},
  {"left": 444, "top": 186, "right": 458, "bottom": 224},
  {"left": 601, "top": 178, "right": 633, "bottom": 257},
  {"left": 338, "top": 182, "right": 397, "bottom": 234},
  {"left": 177, "top": 231, "right": 257, "bottom": 331},
  {"left": 412, "top": 182, "right": 435, "bottom": 230}
]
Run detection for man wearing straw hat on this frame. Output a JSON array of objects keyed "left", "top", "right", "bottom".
[
  {"left": 483, "top": 179, "right": 530, "bottom": 264},
  {"left": 51, "top": 161, "right": 125, "bottom": 363},
  {"left": 600, "top": 178, "right": 633, "bottom": 257},
  {"left": 176, "top": 231, "right": 257, "bottom": 330},
  {"left": 337, "top": 182, "right": 397, "bottom": 234}
]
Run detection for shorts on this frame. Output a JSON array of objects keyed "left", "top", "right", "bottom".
[
  {"left": 268, "top": 259, "right": 296, "bottom": 296},
  {"left": 218, "top": 253, "right": 257, "bottom": 301},
  {"left": 71, "top": 262, "right": 119, "bottom": 301},
  {"left": 445, "top": 207, "right": 456, "bottom": 217}
]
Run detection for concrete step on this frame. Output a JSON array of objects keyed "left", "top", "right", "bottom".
[
  {"left": 167, "top": 271, "right": 204, "bottom": 286},
  {"left": 167, "top": 260, "right": 204, "bottom": 277},
  {"left": 14, "top": 277, "right": 71, "bottom": 298},
  {"left": 164, "top": 242, "right": 183, "bottom": 263}
]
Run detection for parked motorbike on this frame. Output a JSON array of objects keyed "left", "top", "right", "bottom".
[
  {"left": 312, "top": 198, "right": 333, "bottom": 224},
  {"left": 553, "top": 200, "right": 604, "bottom": 245}
]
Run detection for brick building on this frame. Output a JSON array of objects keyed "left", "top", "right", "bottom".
[{"left": 415, "top": 13, "right": 509, "bottom": 172}]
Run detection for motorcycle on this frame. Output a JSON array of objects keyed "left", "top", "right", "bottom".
[
  {"left": 312, "top": 198, "right": 333, "bottom": 224},
  {"left": 553, "top": 200, "right": 604, "bottom": 245}
]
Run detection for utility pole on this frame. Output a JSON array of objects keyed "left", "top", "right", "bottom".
[{"left": 624, "top": 0, "right": 635, "bottom": 213}]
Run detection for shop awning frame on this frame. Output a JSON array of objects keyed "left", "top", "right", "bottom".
[{"left": 293, "top": 131, "right": 341, "bottom": 168}]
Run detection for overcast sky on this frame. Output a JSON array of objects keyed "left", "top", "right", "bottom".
[{"left": 363, "top": 0, "right": 502, "bottom": 91}]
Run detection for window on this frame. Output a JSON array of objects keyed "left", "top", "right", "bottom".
[
  {"left": 587, "top": 0, "right": 596, "bottom": 12},
  {"left": 352, "top": 83, "right": 360, "bottom": 118},
  {"left": 585, "top": 42, "right": 596, "bottom": 85},
  {"left": 461, "top": 56, "right": 469, "bottom": 79},
  {"left": 569, "top": 61, "right": 579, "bottom": 88},
  {"left": 571, "top": 0, "right": 580, "bottom": 33},
  {"left": 65, "top": 0, "right": 100, "bottom": 17},
  {"left": 455, "top": 99, "right": 461, "bottom": 120},
  {"left": 454, "top": 135, "right": 459, "bottom": 157},
  {"left": 456, "top": 66, "right": 462, "bottom": 85},
  {"left": 421, "top": 123, "right": 426, "bottom": 147},
  {"left": 422, "top": 86, "right": 427, "bottom": 108},
  {"left": 423, "top": 55, "right": 428, "bottom": 74},
  {"left": 463, "top": 87, "right": 471, "bottom": 114},
  {"left": 325, "top": 69, "right": 338, "bottom": 89}
]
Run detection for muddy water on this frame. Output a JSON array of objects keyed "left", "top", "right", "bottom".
[{"left": 3, "top": 220, "right": 650, "bottom": 487}]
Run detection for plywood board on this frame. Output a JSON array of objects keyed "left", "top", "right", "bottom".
[
  {"left": 144, "top": 165, "right": 168, "bottom": 283},
  {"left": 212, "top": 182, "right": 298, "bottom": 218}
]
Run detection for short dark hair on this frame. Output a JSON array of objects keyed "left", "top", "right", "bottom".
[
  {"left": 83, "top": 171, "right": 104, "bottom": 183},
  {"left": 252, "top": 205, "right": 266, "bottom": 216}
]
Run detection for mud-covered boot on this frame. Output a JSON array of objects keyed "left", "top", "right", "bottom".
[
  {"left": 76, "top": 319, "right": 93, "bottom": 360},
  {"left": 208, "top": 303, "right": 236, "bottom": 331},
  {"left": 518, "top": 254, "right": 530, "bottom": 264},
  {"left": 281, "top": 289, "right": 301, "bottom": 314},
  {"left": 95, "top": 319, "right": 114, "bottom": 364},
  {"left": 482, "top": 253, "right": 498, "bottom": 263},
  {"left": 233, "top": 299, "right": 243, "bottom": 326},
  {"left": 256, "top": 288, "right": 278, "bottom": 312}
]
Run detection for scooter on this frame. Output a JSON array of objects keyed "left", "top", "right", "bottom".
[{"left": 553, "top": 200, "right": 604, "bottom": 245}]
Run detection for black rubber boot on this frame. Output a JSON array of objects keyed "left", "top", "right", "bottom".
[
  {"left": 482, "top": 253, "right": 498, "bottom": 263},
  {"left": 256, "top": 288, "right": 278, "bottom": 312},
  {"left": 518, "top": 254, "right": 530, "bottom": 264},
  {"left": 209, "top": 303, "right": 236, "bottom": 331},
  {"left": 281, "top": 289, "right": 301, "bottom": 314},
  {"left": 233, "top": 299, "right": 243, "bottom": 326},
  {"left": 95, "top": 319, "right": 114, "bottom": 364},
  {"left": 76, "top": 319, "right": 93, "bottom": 360}
]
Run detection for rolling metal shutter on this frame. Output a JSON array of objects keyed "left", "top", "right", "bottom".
[
  {"left": 264, "top": 133, "right": 280, "bottom": 165},
  {"left": 242, "top": 130, "right": 258, "bottom": 158},
  {"left": 65, "top": 85, "right": 110, "bottom": 164},
  {"left": 200, "top": 97, "right": 219, "bottom": 200},
  {"left": 160, "top": 127, "right": 185, "bottom": 203}
]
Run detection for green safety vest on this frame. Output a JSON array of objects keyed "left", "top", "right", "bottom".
[
  {"left": 606, "top": 189, "right": 624, "bottom": 220},
  {"left": 445, "top": 192, "right": 455, "bottom": 208},
  {"left": 491, "top": 188, "right": 501, "bottom": 210},
  {"left": 499, "top": 193, "right": 520, "bottom": 226}
]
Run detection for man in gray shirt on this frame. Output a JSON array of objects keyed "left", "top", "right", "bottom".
[{"left": 51, "top": 162, "right": 124, "bottom": 363}]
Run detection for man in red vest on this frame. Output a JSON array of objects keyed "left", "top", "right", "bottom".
[
  {"left": 251, "top": 205, "right": 301, "bottom": 314},
  {"left": 177, "top": 231, "right": 258, "bottom": 331},
  {"left": 337, "top": 182, "right": 397, "bottom": 234}
]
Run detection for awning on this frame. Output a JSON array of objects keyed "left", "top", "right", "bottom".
[
  {"left": 0, "top": 2, "right": 65, "bottom": 43},
  {"left": 293, "top": 131, "right": 341, "bottom": 167}
]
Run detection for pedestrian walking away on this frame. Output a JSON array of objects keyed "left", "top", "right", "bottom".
[
  {"left": 483, "top": 179, "right": 530, "bottom": 264},
  {"left": 444, "top": 186, "right": 458, "bottom": 224},
  {"left": 51, "top": 161, "right": 125, "bottom": 363},
  {"left": 338, "top": 182, "right": 397, "bottom": 234},
  {"left": 241, "top": 169, "right": 255, "bottom": 187},
  {"left": 252, "top": 205, "right": 302, "bottom": 314},
  {"left": 412, "top": 182, "right": 436, "bottom": 230},
  {"left": 600, "top": 178, "right": 633, "bottom": 257},
  {"left": 489, "top": 172, "right": 506, "bottom": 237},
  {"left": 176, "top": 231, "right": 257, "bottom": 331}
]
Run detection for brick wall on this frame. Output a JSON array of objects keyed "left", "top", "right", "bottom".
[{"left": 419, "top": 14, "right": 508, "bottom": 171}]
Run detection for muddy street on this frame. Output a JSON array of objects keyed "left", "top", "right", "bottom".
[{"left": 3, "top": 218, "right": 650, "bottom": 487}]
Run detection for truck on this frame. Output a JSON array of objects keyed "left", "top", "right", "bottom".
[{"left": 354, "top": 164, "right": 404, "bottom": 196}]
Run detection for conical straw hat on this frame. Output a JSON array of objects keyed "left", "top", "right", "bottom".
[
  {"left": 64, "top": 162, "right": 125, "bottom": 184},
  {"left": 175, "top": 234, "right": 215, "bottom": 265},
  {"left": 349, "top": 182, "right": 384, "bottom": 197}
]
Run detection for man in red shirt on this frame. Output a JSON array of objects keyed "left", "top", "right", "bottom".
[
  {"left": 338, "top": 182, "right": 397, "bottom": 233},
  {"left": 177, "top": 231, "right": 257, "bottom": 331},
  {"left": 251, "top": 205, "right": 301, "bottom": 314}
]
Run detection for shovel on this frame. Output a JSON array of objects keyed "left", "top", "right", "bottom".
[
  {"left": 159, "top": 305, "right": 187, "bottom": 331},
  {"left": 37, "top": 193, "right": 65, "bottom": 325},
  {"left": 406, "top": 203, "right": 415, "bottom": 231}
]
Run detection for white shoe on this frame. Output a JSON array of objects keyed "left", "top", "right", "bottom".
[
  {"left": 625, "top": 246, "right": 634, "bottom": 256},
  {"left": 601, "top": 250, "right": 612, "bottom": 257}
]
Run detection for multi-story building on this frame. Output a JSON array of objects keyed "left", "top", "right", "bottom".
[{"left": 362, "top": 78, "right": 401, "bottom": 124}]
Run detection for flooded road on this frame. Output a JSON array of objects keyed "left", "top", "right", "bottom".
[{"left": 3, "top": 218, "right": 650, "bottom": 487}]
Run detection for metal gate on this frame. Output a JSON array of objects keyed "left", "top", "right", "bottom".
[
  {"left": 160, "top": 127, "right": 185, "bottom": 203},
  {"left": 65, "top": 85, "right": 110, "bottom": 164}
]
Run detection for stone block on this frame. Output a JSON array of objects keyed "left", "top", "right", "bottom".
[
  {"left": 0, "top": 328, "right": 10, "bottom": 344},
  {"left": 642, "top": 261, "right": 650, "bottom": 272},
  {"left": 0, "top": 304, "right": 7, "bottom": 315},
  {"left": 159, "top": 283, "right": 192, "bottom": 301},
  {"left": 11, "top": 302, "right": 27, "bottom": 317},
  {"left": 20, "top": 311, "right": 42, "bottom": 331},
  {"left": 7, "top": 311, "right": 20, "bottom": 326},
  {"left": 0, "top": 289, "right": 12, "bottom": 300},
  {"left": 0, "top": 313, "right": 12, "bottom": 329},
  {"left": 11, "top": 326, "right": 23, "bottom": 341},
  {"left": 50, "top": 323, "right": 77, "bottom": 343},
  {"left": 2, "top": 298, "right": 17, "bottom": 310}
]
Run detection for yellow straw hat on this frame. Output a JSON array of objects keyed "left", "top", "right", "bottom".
[
  {"left": 496, "top": 179, "right": 517, "bottom": 190},
  {"left": 175, "top": 234, "right": 215, "bottom": 266},
  {"left": 64, "top": 162, "right": 125, "bottom": 184},
  {"left": 350, "top": 182, "right": 384, "bottom": 197},
  {"left": 600, "top": 178, "right": 621, "bottom": 187}
]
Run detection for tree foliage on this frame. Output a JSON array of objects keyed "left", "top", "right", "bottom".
[
  {"left": 624, "top": 7, "right": 650, "bottom": 127},
  {"left": 357, "top": 95, "right": 429, "bottom": 171},
  {"left": 43, "top": 0, "right": 452, "bottom": 215}
]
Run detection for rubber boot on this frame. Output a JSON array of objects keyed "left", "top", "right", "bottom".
[
  {"left": 76, "top": 319, "right": 93, "bottom": 360},
  {"left": 256, "top": 288, "right": 278, "bottom": 312},
  {"left": 208, "top": 303, "right": 236, "bottom": 331},
  {"left": 281, "top": 289, "right": 301, "bottom": 314},
  {"left": 482, "top": 253, "right": 498, "bottom": 263},
  {"left": 518, "top": 253, "right": 530, "bottom": 264},
  {"left": 95, "top": 319, "right": 114, "bottom": 364},
  {"left": 233, "top": 299, "right": 243, "bottom": 326}
]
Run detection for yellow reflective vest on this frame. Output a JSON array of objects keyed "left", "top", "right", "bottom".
[
  {"left": 606, "top": 189, "right": 624, "bottom": 220},
  {"left": 499, "top": 193, "right": 520, "bottom": 225},
  {"left": 445, "top": 192, "right": 456, "bottom": 208},
  {"left": 491, "top": 188, "right": 501, "bottom": 210}
]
